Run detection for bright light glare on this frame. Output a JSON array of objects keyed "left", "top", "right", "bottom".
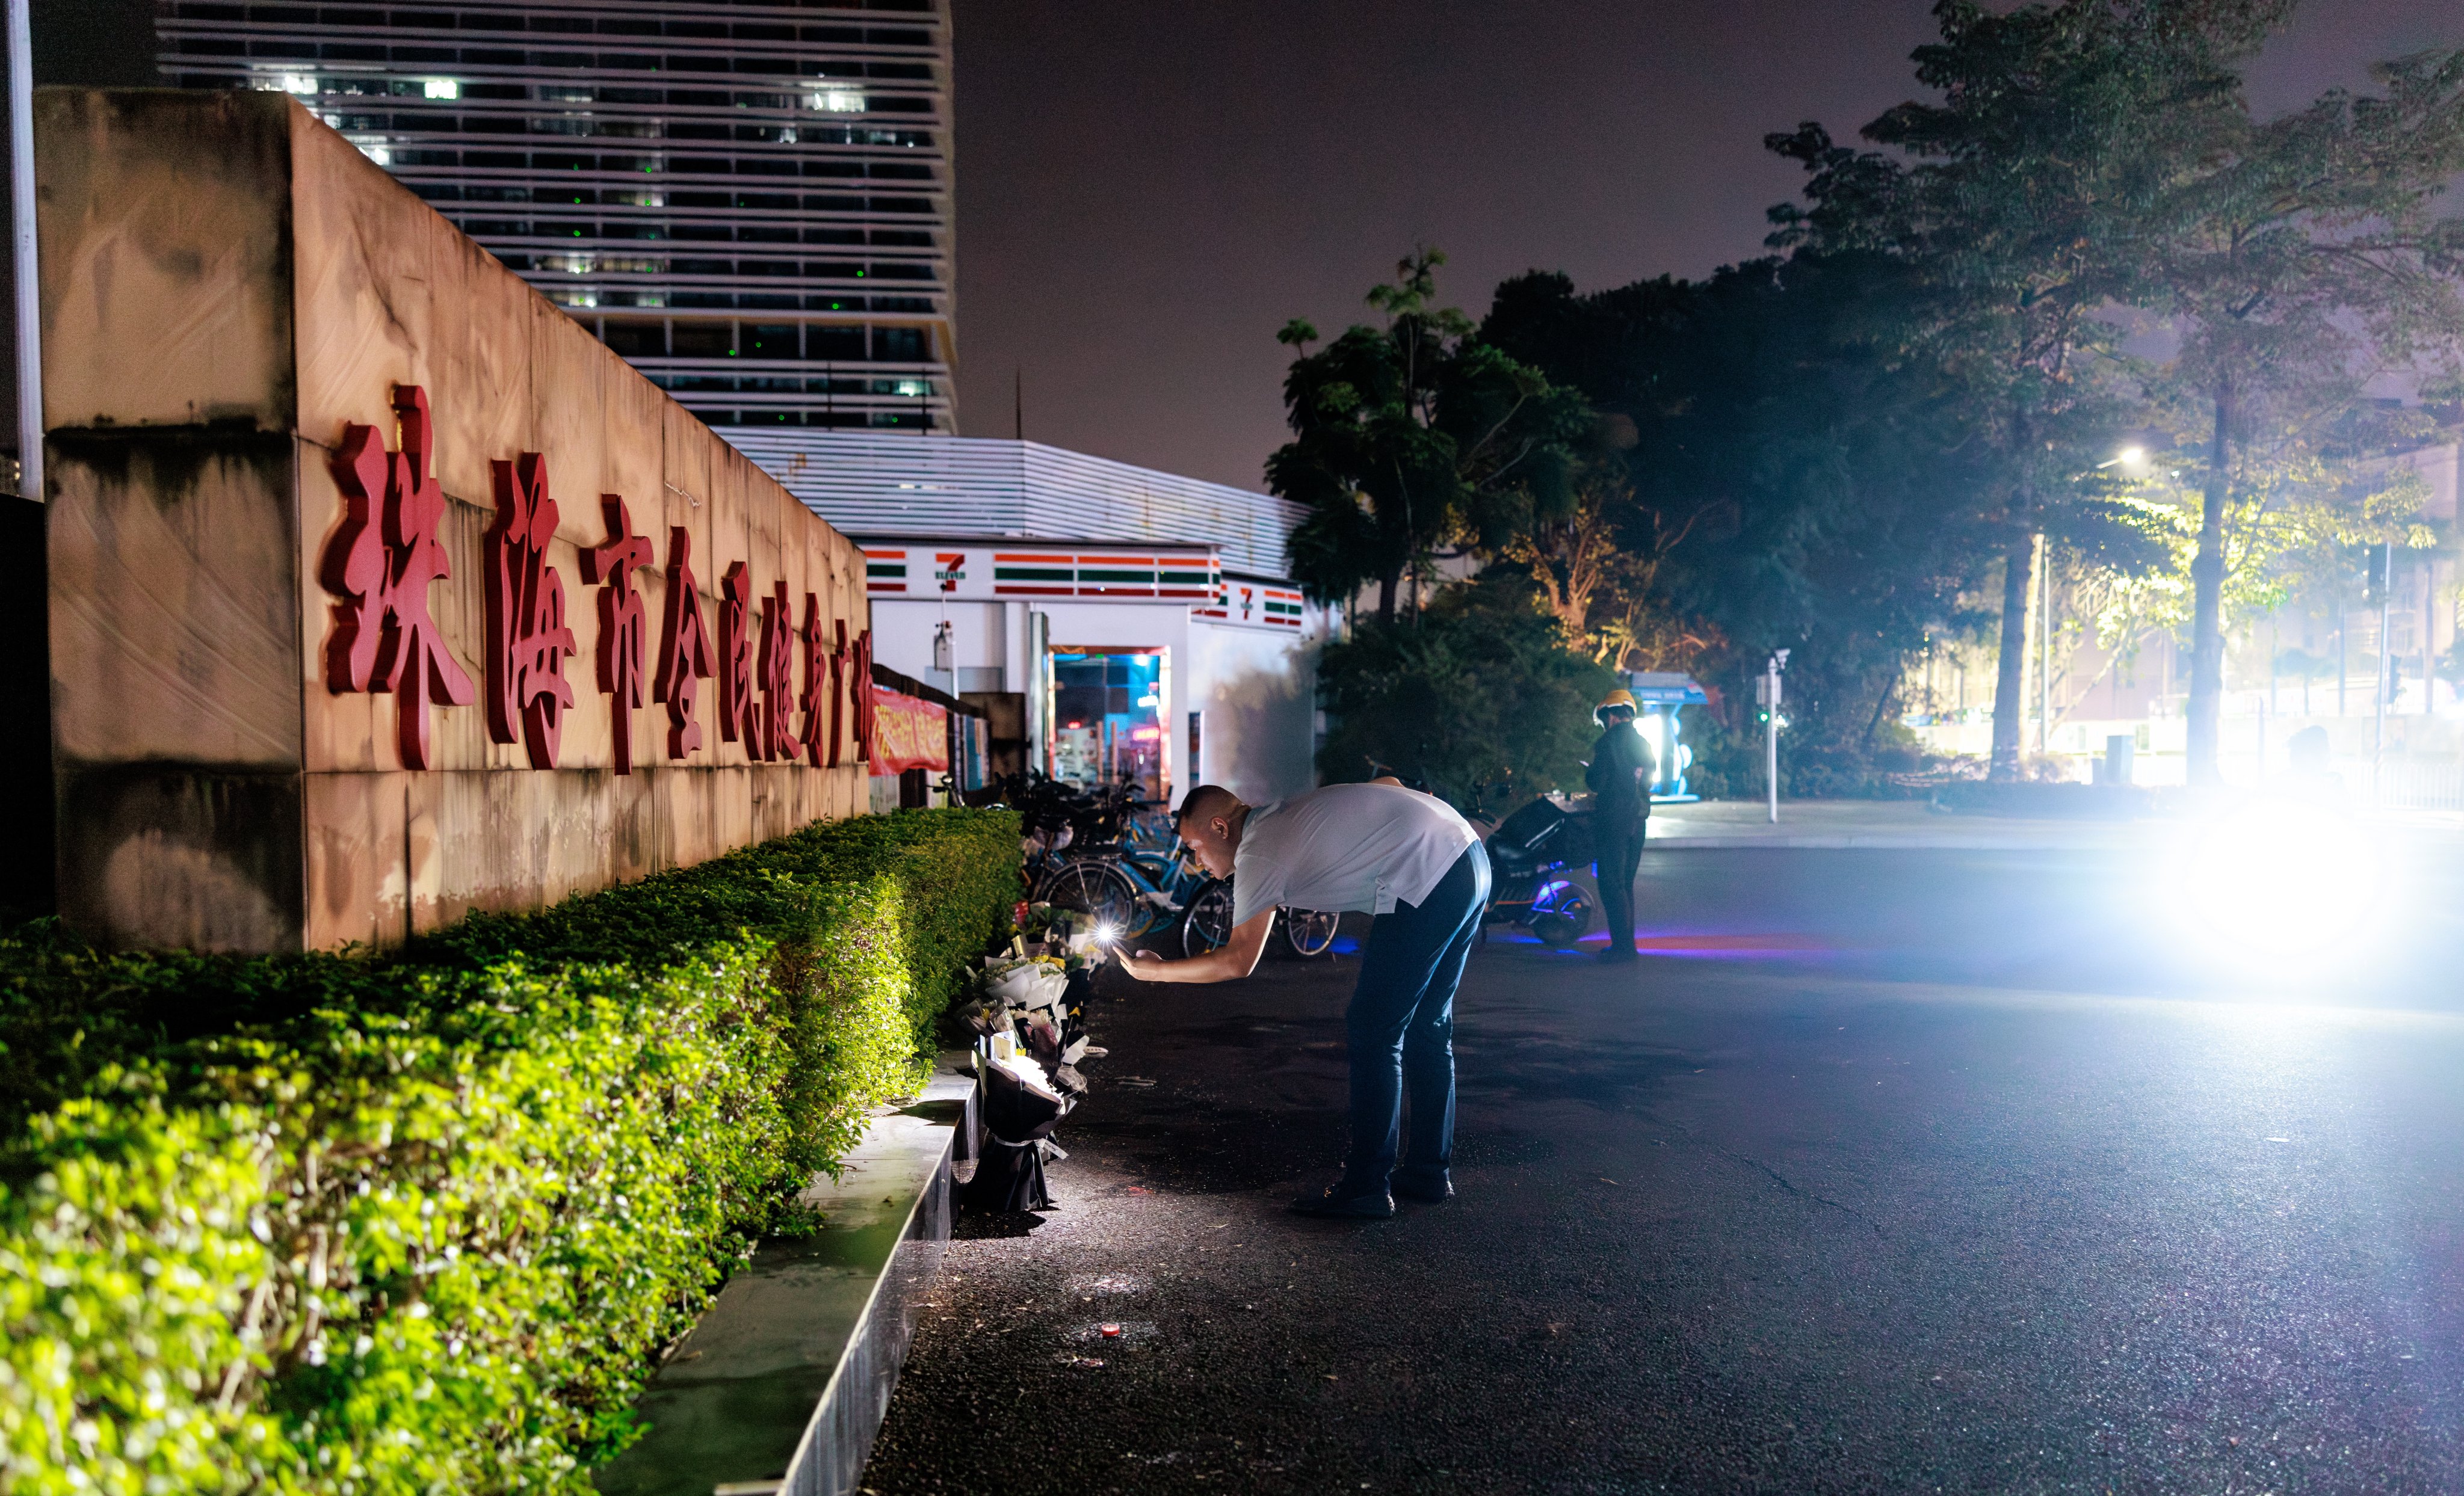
[
  {"left": 424, "top": 78, "right": 460, "bottom": 100},
  {"left": 1094, "top": 922, "right": 1120, "bottom": 945},
  {"left": 2118, "top": 445, "right": 2146, "bottom": 467},
  {"left": 2182, "top": 799, "right": 2377, "bottom": 960}
]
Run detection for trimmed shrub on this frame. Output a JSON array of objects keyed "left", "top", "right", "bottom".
[{"left": 0, "top": 807, "right": 1019, "bottom": 1495}]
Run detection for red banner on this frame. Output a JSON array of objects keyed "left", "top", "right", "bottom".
[{"left": 869, "top": 686, "right": 948, "bottom": 774}]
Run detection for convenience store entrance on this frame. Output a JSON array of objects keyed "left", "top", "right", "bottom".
[{"left": 1046, "top": 647, "right": 1169, "bottom": 802}]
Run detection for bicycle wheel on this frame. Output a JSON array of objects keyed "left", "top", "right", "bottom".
[
  {"left": 1039, "top": 860, "right": 1140, "bottom": 940},
  {"left": 1283, "top": 907, "right": 1339, "bottom": 958},
  {"left": 1181, "top": 878, "right": 1237, "bottom": 959}
]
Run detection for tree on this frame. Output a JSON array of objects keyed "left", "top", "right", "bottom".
[
  {"left": 1313, "top": 570, "right": 1619, "bottom": 810},
  {"left": 2139, "top": 46, "right": 2464, "bottom": 781},
  {"left": 1481, "top": 258, "right": 2003, "bottom": 774},
  {"left": 1768, "top": 0, "right": 2286, "bottom": 779},
  {"left": 1268, "top": 250, "right": 1589, "bottom": 622}
]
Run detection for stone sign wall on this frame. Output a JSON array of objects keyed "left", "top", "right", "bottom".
[{"left": 39, "top": 90, "right": 873, "bottom": 952}]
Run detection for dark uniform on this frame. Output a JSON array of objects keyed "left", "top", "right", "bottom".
[{"left": 1584, "top": 719, "right": 1656, "bottom": 961}]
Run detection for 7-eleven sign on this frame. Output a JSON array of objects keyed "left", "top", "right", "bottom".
[{"left": 934, "top": 552, "right": 966, "bottom": 593}]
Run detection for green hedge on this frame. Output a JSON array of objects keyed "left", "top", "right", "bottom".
[{"left": 0, "top": 807, "right": 1019, "bottom": 1496}]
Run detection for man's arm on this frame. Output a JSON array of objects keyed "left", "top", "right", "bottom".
[{"left": 1114, "top": 909, "right": 1275, "bottom": 983}]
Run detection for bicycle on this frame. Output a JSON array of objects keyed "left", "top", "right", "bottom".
[
  {"left": 1178, "top": 879, "right": 1339, "bottom": 960},
  {"left": 1037, "top": 830, "right": 1213, "bottom": 944}
]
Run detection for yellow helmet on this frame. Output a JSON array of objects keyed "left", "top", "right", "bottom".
[{"left": 1594, "top": 688, "right": 1638, "bottom": 724}]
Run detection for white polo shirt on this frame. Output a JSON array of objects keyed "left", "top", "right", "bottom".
[{"left": 1230, "top": 783, "right": 1478, "bottom": 927}]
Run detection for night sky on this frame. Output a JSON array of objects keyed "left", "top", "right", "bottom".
[
  {"left": 25, "top": 1, "right": 2463, "bottom": 488},
  {"left": 951, "top": 0, "right": 2464, "bottom": 489}
]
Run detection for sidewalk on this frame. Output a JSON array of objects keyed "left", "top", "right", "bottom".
[
  {"left": 1647, "top": 797, "right": 2464, "bottom": 851},
  {"left": 1646, "top": 798, "right": 2154, "bottom": 851}
]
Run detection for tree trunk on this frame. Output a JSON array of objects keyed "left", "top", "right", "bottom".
[
  {"left": 2187, "top": 384, "right": 2232, "bottom": 786},
  {"left": 1376, "top": 571, "right": 1398, "bottom": 626},
  {"left": 1989, "top": 532, "right": 2035, "bottom": 781}
]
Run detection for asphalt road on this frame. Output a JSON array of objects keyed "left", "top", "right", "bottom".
[{"left": 862, "top": 845, "right": 2464, "bottom": 1495}]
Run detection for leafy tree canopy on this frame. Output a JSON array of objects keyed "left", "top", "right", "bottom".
[{"left": 1270, "top": 250, "right": 1590, "bottom": 621}]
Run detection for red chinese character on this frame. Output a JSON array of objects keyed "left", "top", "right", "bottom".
[
  {"left": 581, "top": 496, "right": 654, "bottom": 775},
  {"left": 653, "top": 527, "right": 714, "bottom": 758},
  {"left": 797, "top": 594, "right": 834, "bottom": 765},
  {"left": 853, "top": 626, "right": 875, "bottom": 765},
  {"left": 323, "top": 384, "right": 477, "bottom": 771},
  {"left": 483, "top": 453, "right": 577, "bottom": 769},
  {"left": 717, "top": 561, "right": 756, "bottom": 751},
  {"left": 755, "top": 578, "right": 795, "bottom": 762}
]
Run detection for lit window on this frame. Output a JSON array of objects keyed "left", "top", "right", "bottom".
[
  {"left": 894, "top": 380, "right": 929, "bottom": 398},
  {"left": 277, "top": 73, "right": 318, "bottom": 96},
  {"left": 346, "top": 135, "right": 392, "bottom": 167},
  {"left": 425, "top": 78, "right": 460, "bottom": 100},
  {"left": 807, "top": 88, "right": 865, "bottom": 114}
]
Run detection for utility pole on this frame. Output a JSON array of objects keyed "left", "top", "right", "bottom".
[
  {"left": 8, "top": 0, "right": 39, "bottom": 503},
  {"left": 2375, "top": 541, "right": 2391, "bottom": 804},
  {"left": 2034, "top": 532, "right": 2049, "bottom": 760},
  {"left": 1761, "top": 650, "right": 1789, "bottom": 824},
  {"left": 2337, "top": 601, "right": 2347, "bottom": 716},
  {"left": 2421, "top": 562, "right": 2434, "bottom": 717}
]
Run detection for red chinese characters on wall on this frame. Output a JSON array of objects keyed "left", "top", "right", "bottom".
[
  {"left": 852, "top": 626, "right": 875, "bottom": 765},
  {"left": 483, "top": 453, "right": 577, "bottom": 768},
  {"left": 797, "top": 596, "right": 834, "bottom": 765},
  {"left": 320, "top": 383, "right": 866, "bottom": 775},
  {"left": 581, "top": 496, "right": 654, "bottom": 775},
  {"left": 755, "top": 579, "right": 795, "bottom": 762},
  {"left": 323, "top": 384, "right": 477, "bottom": 771},
  {"left": 653, "top": 528, "right": 716, "bottom": 759},
  {"left": 716, "top": 561, "right": 757, "bottom": 751}
]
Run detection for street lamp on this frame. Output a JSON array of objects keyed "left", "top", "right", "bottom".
[{"left": 1759, "top": 649, "right": 1790, "bottom": 823}]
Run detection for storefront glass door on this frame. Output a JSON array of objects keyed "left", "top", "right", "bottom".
[{"left": 1046, "top": 648, "right": 1168, "bottom": 801}]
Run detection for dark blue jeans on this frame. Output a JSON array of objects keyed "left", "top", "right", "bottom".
[{"left": 1339, "top": 842, "right": 1491, "bottom": 1197}]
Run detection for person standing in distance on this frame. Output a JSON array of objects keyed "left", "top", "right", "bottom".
[
  {"left": 1113, "top": 779, "right": 1490, "bottom": 1219},
  {"left": 1586, "top": 689, "right": 1657, "bottom": 964}
]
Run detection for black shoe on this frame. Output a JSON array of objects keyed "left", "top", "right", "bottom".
[
  {"left": 1392, "top": 1175, "right": 1453, "bottom": 1204},
  {"left": 1289, "top": 1185, "right": 1394, "bottom": 1219},
  {"left": 1596, "top": 947, "right": 1638, "bottom": 964}
]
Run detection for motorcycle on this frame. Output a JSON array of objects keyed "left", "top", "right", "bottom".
[{"left": 1481, "top": 793, "right": 1601, "bottom": 947}]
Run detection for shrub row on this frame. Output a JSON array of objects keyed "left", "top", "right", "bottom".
[{"left": 0, "top": 808, "right": 1020, "bottom": 1496}]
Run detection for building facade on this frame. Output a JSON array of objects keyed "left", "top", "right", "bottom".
[
  {"left": 154, "top": 0, "right": 956, "bottom": 432},
  {"left": 729, "top": 430, "right": 1332, "bottom": 807}
]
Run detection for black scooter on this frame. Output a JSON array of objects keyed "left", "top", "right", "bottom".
[{"left": 1482, "top": 796, "right": 1601, "bottom": 947}]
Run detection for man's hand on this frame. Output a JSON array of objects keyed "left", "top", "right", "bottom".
[
  {"left": 1107, "top": 911, "right": 1276, "bottom": 984},
  {"left": 1114, "top": 947, "right": 1172, "bottom": 982}
]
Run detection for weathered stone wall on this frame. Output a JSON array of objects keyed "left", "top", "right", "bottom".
[{"left": 40, "top": 90, "right": 869, "bottom": 952}]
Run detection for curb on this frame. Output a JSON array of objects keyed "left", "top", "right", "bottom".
[{"left": 595, "top": 1056, "right": 976, "bottom": 1496}]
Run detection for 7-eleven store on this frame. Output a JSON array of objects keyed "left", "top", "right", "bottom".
[{"left": 857, "top": 538, "right": 1323, "bottom": 806}]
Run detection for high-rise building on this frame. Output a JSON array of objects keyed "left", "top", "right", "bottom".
[{"left": 155, "top": 0, "right": 956, "bottom": 432}]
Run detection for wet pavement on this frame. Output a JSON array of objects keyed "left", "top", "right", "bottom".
[{"left": 860, "top": 845, "right": 2464, "bottom": 1495}]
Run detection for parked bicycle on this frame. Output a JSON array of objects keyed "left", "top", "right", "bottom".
[
  {"left": 1178, "top": 880, "right": 1339, "bottom": 960},
  {"left": 1037, "top": 830, "right": 1211, "bottom": 943}
]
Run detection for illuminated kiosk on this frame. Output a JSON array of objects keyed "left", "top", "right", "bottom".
[{"left": 1629, "top": 671, "right": 1709, "bottom": 802}]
